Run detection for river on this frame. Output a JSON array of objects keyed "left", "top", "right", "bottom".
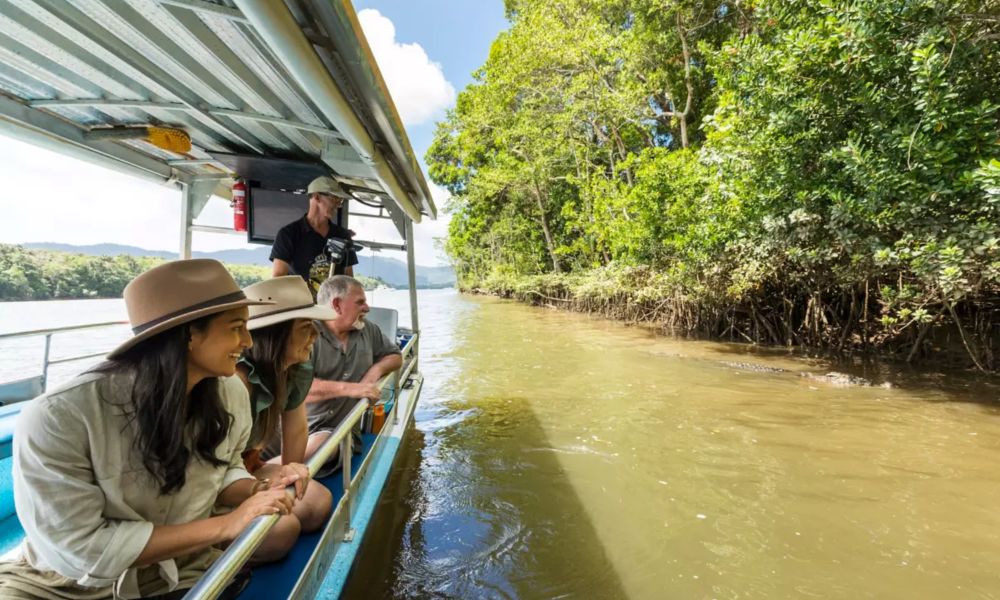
[{"left": 3, "top": 291, "right": 1000, "bottom": 599}]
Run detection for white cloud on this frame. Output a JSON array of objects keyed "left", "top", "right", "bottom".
[
  {"left": 358, "top": 9, "right": 456, "bottom": 126},
  {"left": 0, "top": 137, "right": 180, "bottom": 251}
]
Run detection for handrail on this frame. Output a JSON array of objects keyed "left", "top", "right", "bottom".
[
  {"left": 386, "top": 334, "right": 417, "bottom": 426},
  {"left": 398, "top": 354, "right": 418, "bottom": 391},
  {"left": 400, "top": 333, "right": 417, "bottom": 361},
  {"left": 48, "top": 351, "right": 110, "bottom": 366},
  {"left": 353, "top": 238, "right": 406, "bottom": 252},
  {"left": 182, "top": 365, "right": 401, "bottom": 600},
  {"left": 0, "top": 320, "right": 129, "bottom": 399},
  {"left": 0, "top": 320, "right": 128, "bottom": 340}
]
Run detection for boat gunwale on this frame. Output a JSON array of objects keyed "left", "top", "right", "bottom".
[{"left": 287, "top": 372, "right": 422, "bottom": 600}]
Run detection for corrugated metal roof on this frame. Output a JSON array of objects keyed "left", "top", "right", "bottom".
[{"left": 0, "top": 0, "right": 434, "bottom": 222}]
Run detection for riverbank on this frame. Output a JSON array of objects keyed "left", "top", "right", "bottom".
[
  {"left": 467, "top": 266, "right": 1000, "bottom": 375},
  {"left": 0, "top": 244, "right": 387, "bottom": 301},
  {"left": 431, "top": 1, "right": 1000, "bottom": 377}
]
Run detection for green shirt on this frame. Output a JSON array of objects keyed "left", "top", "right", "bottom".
[{"left": 238, "top": 357, "right": 313, "bottom": 449}]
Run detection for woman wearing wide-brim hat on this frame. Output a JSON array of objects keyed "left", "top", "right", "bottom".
[
  {"left": 232, "top": 276, "right": 336, "bottom": 560},
  {"left": 0, "top": 259, "right": 298, "bottom": 600}
]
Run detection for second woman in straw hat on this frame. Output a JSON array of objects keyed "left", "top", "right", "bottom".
[{"left": 234, "top": 276, "right": 337, "bottom": 559}]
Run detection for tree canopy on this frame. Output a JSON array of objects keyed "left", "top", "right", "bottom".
[
  {"left": 428, "top": 0, "right": 1000, "bottom": 369},
  {"left": 0, "top": 245, "right": 384, "bottom": 302}
]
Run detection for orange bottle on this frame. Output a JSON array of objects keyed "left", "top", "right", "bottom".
[{"left": 372, "top": 404, "right": 386, "bottom": 433}]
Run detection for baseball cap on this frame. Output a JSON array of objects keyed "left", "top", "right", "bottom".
[{"left": 307, "top": 176, "right": 350, "bottom": 199}]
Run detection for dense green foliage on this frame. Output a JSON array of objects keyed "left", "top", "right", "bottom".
[
  {"left": 0, "top": 245, "right": 383, "bottom": 301},
  {"left": 430, "top": 0, "right": 1000, "bottom": 369}
]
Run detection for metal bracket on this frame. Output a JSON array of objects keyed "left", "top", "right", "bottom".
[
  {"left": 187, "top": 178, "right": 219, "bottom": 218},
  {"left": 179, "top": 178, "right": 223, "bottom": 258},
  {"left": 343, "top": 528, "right": 356, "bottom": 543},
  {"left": 322, "top": 138, "right": 377, "bottom": 179}
]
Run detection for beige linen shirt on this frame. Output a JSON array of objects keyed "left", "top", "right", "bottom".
[{"left": 8, "top": 372, "right": 253, "bottom": 599}]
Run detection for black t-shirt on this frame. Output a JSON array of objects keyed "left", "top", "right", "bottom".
[{"left": 269, "top": 215, "right": 359, "bottom": 297}]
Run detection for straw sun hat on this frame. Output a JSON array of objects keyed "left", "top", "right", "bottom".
[
  {"left": 243, "top": 276, "right": 336, "bottom": 330},
  {"left": 108, "top": 259, "right": 273, "bottom": 359}
]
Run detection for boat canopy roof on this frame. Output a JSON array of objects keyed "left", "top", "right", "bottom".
[{"left": 0, "top": 0, "right": 435, "bottom": 224}]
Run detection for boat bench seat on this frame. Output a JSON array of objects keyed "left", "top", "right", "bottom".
[
  {"left": 0, "top": 403, "right": 22, "bottom": 460},
  {"left": 0, "top": 376, "right": 43, "bottom": 408},
  {"left": 367, "top": 306, "right": 416, "bottom": 353},
  {"left": 366, "top": 306, "right": 398, "bottom": 341},
  {"left": 0, "top": 403, "right": 26, "bottom": 556},
  {"left": 0, "top": 509, "right": 23, "bottom": 557},
  {"left": 237, "top": 432, "right": 379, "bottom": 599}
]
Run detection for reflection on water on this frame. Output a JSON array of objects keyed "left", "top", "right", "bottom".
[
  {"left": 4, "top": 292, "right": 1000, "bottom": 599},
  {"left": 348, "top": 292, "right": 1000, "bottom": 600},
  {"left": 346, "top": 291, "right": 627, "bottom": 599}
]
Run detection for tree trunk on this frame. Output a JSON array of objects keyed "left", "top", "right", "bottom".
[
  {"left": 532, "top": 183, "right": 561, "bottom": 273},
  {"left": 676, "top": 13, "right": 695, "bottom": 149},
  {"left": 610, "top": 125, "right": 634, "bottom": 186},
  {"left": 652, "top": 13, "right": 696, "bottom": 151}
]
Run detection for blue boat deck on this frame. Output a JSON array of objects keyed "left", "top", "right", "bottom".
[{"left": 238, "top": 433, "right": 378, "bottom": 600}]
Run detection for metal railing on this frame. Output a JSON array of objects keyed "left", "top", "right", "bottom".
[
  {"left": 0, "top": 321, "right": 128, "bottom": 398},
  {"left": 182, "top": 332, "right": 419, "bottom": 600},
  {"left": 182, "top": 397, "right": 368, "bottom": 599},
  {"left": 393, "top": 337, "right": 419, "bottom": 427}
]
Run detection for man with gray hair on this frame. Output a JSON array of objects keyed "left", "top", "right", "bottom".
[{"left": 302, "top": 275, "right": 402, "bottom": 467}]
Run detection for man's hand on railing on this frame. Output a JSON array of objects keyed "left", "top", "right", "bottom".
[
  {"left": 277, "top": 463, "right": 311, "bottom": 499},
  {"left": 346, "top": 381, "right": 382, "bottom": 405},
  {"left": 221, "top": 488, "right": 293, "bottom": 540}
]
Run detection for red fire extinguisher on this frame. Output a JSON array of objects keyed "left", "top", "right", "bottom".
[{"left": 232, "top": 179, "right": 247, "bottom": 232}]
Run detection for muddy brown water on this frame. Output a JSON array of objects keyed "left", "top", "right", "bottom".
[
  {"left": 3, "top": 293, "right": 999, "bottom": 598},
  {"left": 346, "top": 291, "right": 1000, "bottom": 599}
]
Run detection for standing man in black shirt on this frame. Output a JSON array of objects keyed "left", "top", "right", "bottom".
[{"left": 270, "top": 176, "right": 360, "bottom": 297}]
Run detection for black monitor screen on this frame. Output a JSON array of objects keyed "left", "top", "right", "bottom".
[{"left": 247, "top": 188, "right": 310, "bottom": 244}]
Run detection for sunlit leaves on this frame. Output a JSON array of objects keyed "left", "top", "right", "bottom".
[{"left": 429, "top": 0, "right": 1000, "bottom": 361}]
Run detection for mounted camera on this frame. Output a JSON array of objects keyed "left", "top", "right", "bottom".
[{"left": 325, "top": 236, "right": 366, "bottom": 276}]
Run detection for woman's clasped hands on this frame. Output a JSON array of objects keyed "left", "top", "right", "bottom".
[{"left": 275, "top": 462, "right": 311, "bottom": 500}]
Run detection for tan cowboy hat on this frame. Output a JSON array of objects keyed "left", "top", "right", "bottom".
[
  {"left": 244, "top": 276, "right": 336, "bottom": 329},
  {"left": 108, "top": 259, "right": 273, "bottom": 359}
]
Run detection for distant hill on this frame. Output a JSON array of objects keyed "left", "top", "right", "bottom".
[{"left": 23, "top": 242, "right": 456, "bottom": 289}]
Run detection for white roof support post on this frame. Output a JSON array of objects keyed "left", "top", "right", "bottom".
[
  {"left": 180, "top": 182, "right": 193, "bottom": 260},
  {"left": 405, "top": 218, "right": 420, "bottom": 370},
  {"left": 179, "top": 178, "right": 217, "bottom": 259}
]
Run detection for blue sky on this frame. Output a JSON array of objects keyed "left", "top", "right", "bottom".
[
  {"left": 0, "top": 2, "right": 508, "bottom": 266},
  {"left": 354, "top": 0, "right": 507, "bottom": 162}
]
